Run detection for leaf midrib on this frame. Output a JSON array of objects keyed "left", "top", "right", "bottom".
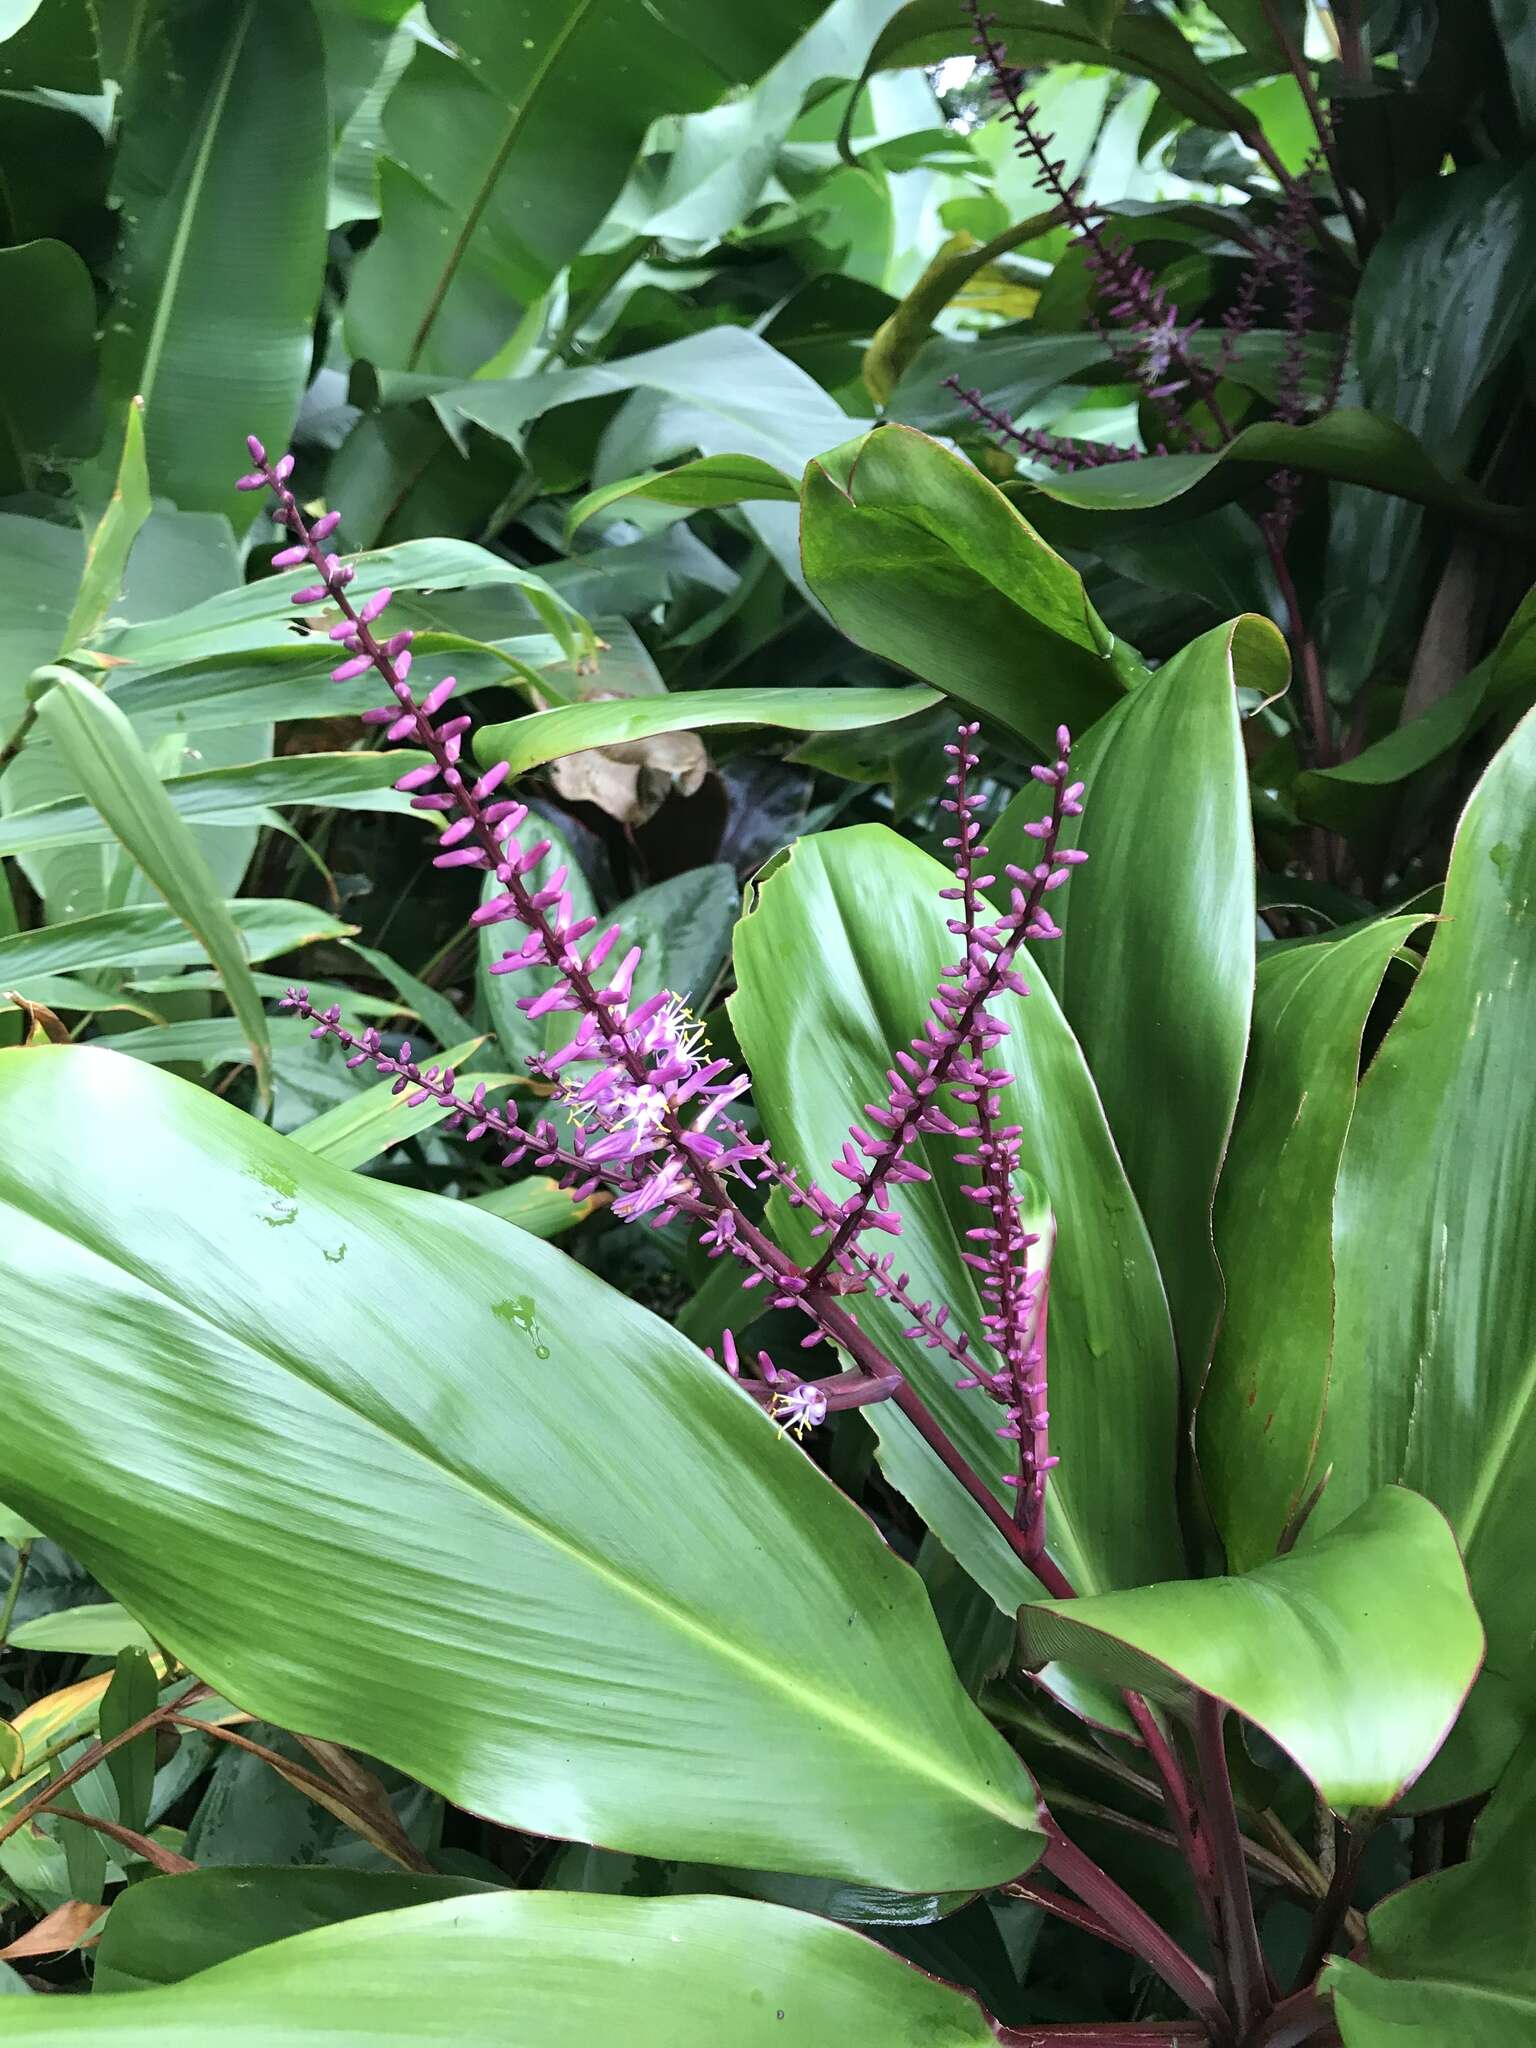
[
  {"left": 5, "top": 1170, "right": 1036, "bottom": 1840},
  {"left": 134, "top": 1, "right": 255, "bottom": 412}
]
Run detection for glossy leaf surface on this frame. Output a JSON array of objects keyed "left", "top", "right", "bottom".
[
  {"left": 1310, "top": 708, "right": 1536, "bottom": 1715},
  {"left": 1019, "top": 1488, "right": 1483, "bottom": 1812},
  {"left": 800, "top": 425, "right": 1135, "bottom": 751},
  {"left": 101, "top": 0, "right": 329, "bottom": 522},
  {"left": 731, "top": 825, "right": 1181, "bottom": 1599},
  {"left": 0, "top": 1047, "right": 1042, "bottom": 1891},
  {"left": 477, "top": 686, "right": 939, "bottom": 779},
  {"left": 0, "top": 1891, "right": 1000, "bottom": 2044},
  {"left": 992, "top": 618, "right": 1267, "bottom": 1379},
  {"left": 1198, "top": 918, "right": 1427, "bottom": 1569}
]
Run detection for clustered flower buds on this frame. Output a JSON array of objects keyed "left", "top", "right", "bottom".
[{"left": 243, "top": 438, "right": 1086, "bottom": 1561}]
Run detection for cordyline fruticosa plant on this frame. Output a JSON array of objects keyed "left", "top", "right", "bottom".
[{"left": 0, "top": 433, "right": 1522, "bottom": 2048}]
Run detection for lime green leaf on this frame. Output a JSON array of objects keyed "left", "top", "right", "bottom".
[
  {"left": 863, "top": 213, "right": 1061, "bottom": 408},
  {"left": 1325, "top": 1729, "right": 1536, "bottom": 2044},
  {"left": 93, "top": 1868, "right": 496, "bottom": 1996},
  {"left": 477, "top": 686, "right": 940, "bottom": 780},
  {"left": 1310, "top": 708, "right": 1536, "bottom": 1721},
  {"left": 0, "top": 899, "right": 354, "bottom": 980},
  {"left": 800, "top": 425, "right": 1137, "bottom": 752},
  {"left": 0, "top": 1047, "right": 1042, "bottom": 1890},
  {"left": 36, "top": 676, "right": 272, "bottom": 1101},
  {"left": 1011, "top": 410, "right": 1530, "bottom": 539},
  {"left": 0, "top": 750, "right": 427, "bottom": 855},
  {"left": 467, "top": 1176, "right": 597, "bottom": 1241},
  {"left": 8, "top": 1604, "right": 155, "bottom": 1657},
  {"left": 0, "top": 1890, "right": 1001, "bottom": 2044},
  {"left": 1198, "top": 918, "right": 1430, "bottom": 1570},
  {"left": 730, "top": 826, "right": 1181, "bottom": 1601},
  {"left": 61, "top": 399, "right": 151, "bottom": 654},
  {"left": 1019, "top": 1488, "right": 1483, "bottom": 1813},
  {"left": 101, "top": 0, "right": 328, "bottom": 524},
  {"left": 566, "top": 454, "right": 798, "bottom": 538},
  {"left": 0, "top": 238, "right": 100, "bottom": 494},
  {"left": 993, "top": 617, "right": 1270, "bottom": 1380}
]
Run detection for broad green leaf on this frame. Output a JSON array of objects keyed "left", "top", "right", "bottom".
[
  {"left": 801, "top": 426, "right": 1138, "bottom": 751},
  {"left": 0, "top": 1047, "right": 1042, "bottom": 1890},
  {"left": 37, "top": 675, "right": 272, "bottom": 1101},
  {"left": 60, "top": 399, "right": 151, "bottom": 655},
  {"left": 347, "top": 2, "right": 825, "bottom": 376},
  {"left": 1010, "top": 410, "right": 1529, "bottom": 540},
  {"left": 566, "top": 454, "right": 798, "bottom": 538},
  {"left": 0, "top": 750, "right": 428, "bottom": 854},
  {"left": 0, "top": 517, "right": 83, "bottom": 731},
  {"left": 1309, "top": 708, "right": 1536, "bottom": 1718},
  {"left": 0, "top": 1890, "right": 1001, "bottom": 2044},
  {"left": 1197, "top": 918, "right": 1429, "bottom": 1570},
  {"left": 101, "top": 0, "right": 329, "bottom": 523},
  {"left": 93, "top": 1868, "right": 496, "bottom": 1996},
  {"left": 441, "top": 328, "right": 871, "bottom": 583},
  {"left": 0, "top": 238, "right": 100, "bottom": 493},
  {"left": 603, "top": 867, "right": 739, "bottom": 1016},
  {"left": 992, "top": 617, "right": 1268, "bottom": 1380},
  {"left": 103, "top": 539, "right": 588, "bottom": 671},
  {"left": 8, "top": 1604, "right": 155, "bottom": 1657},
  {"left": 89, "top": 1015, "right": 313, "bottom": 1068},
  {"left": 477, "top": 686, "right": 940, "bottom": 780},
  {"left": 468, "top": 1176, "right": 598, "bottom": 1241},
  {"left": 289, "top": 1038, "right": 518, "bottom": 1173},
  {"left": 849, "top": 1, "right": 1261, "bottom": 150},
  {"left": 1019, "top": 1488, "right": 1483, "bottom": 1813},
  {"left": 1325, "top": 1729, "right": 1536, "bottom": 2044},
  {"left": 0, "top": 898, "right": 354, "bottom": 979},
  {"left": 730, "top": 826, "right": 1181, "bottom": 1600}
]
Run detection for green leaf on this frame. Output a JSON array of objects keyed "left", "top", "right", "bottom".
[
  {"left": 566, "top": 454, "right": 799, "bottom": 538},
  {"left": 0, "top": 751, "right": 428, "bottom": 855},
  {"left": 730, "top": 826, "right": 1182, "bottom": 1601},
  {"left": 442, "top": 328, "right": 871, "bottom": 586},
  {"left": 0, "top": 898, "right": 354, "bottom": 980},
  {"left": 992, "top": 617, "right": 1268, "bottom": 1379},
  {"left": 0, "top": 1890, "right": 1001, "bottom": 2044},
  {"left": 1309, "top": 707, "right": 1536, "bottom": 1720},
  {"left": 346, "top": 1, "right": 827, "bottom": 376},
  {"left": 37, "top": 675, "right": 272, "bottom": 1102},
  {"left": 103, "top": 538, "right": 587, "bottom": 671},
  {"left": 99, "top": 1648, "right": 159, "bottom": 1836},
  {"left": 849, "top": 1, "right": 1262, "bottom": 153},
  {"left": 8, "top": 1604, "right": 155, "bottom": 1657},
  {"left": 1009, "top": 410, "right": 1530, "bottom": 540},
  {"left": 0, "top": 238, "right": 100, "bottom": 493},
  {"left": 477, "top": 686, "right": 940, "bottom": 781},
  {"left": 93, "top": 1868, "right": 497, "bottom": 1996},
  {"left": 289, "top": 1038, "right": 518, "bottom": 1173},
  {"left": 800, "top": 425, "right": 1137, "bottom": 752},
  {"left": 0, "top": 1047, "right": 1042, "bottom": 1891},
  {"left": 467, "top": 1176, "right": 596, "bottom": 1241},
  {"left": 101, "top": 0, "right": 329, "bottom": 524},
  {"left": 61, "top": 398, "right": 151, "bottom": 655},
  {"left": 1197, "top": 918, "right": 1430, "bottom": 1570},
  {"left": 1325, "top": 1729, "right": 1536, "bottom": 2044},
  {"left": 1019, "top": 1488, "right": 1484, "bottom": 1813}
]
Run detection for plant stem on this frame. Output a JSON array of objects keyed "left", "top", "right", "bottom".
[
  {"left": 1261, "top": 522, "right": 1335, "bottom": 770},
  {"left": 33, "top": 1801, "right": 196, "bottom": 1875},
  {"left": 1192, "top": 1697, "right": 1271, "bottom": 2036},
  {"left": 1248, "top": 1986, "right": 1342, "bottom": 2048},
  {"left": 0, "top": 702, "right": 38, "bottom": 781},
  {"left": 1290, "top": 1825, "right": 1366, "bottom": 1992},
  {"left": 1002, "top": 1875, "right": 1139, "bottom": 1957},
  {"left": 1042, "top": 1824, "right": 1229, "bottom": 2039},
  {"left": 1254, "top": 0, "right": 1367, "bottom": 253},
  {"left": 1122, "top": 1694, "right": 1230, "bottom": 2007},
  {"left": 0, "top": 1688, "right": 209, "bottom": 1850},
  {"left": 0, "top": 1540, "right": 32, "bottom": 1649}
]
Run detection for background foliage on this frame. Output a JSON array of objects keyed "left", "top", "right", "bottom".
[{"left": 0, "top": 0, "right": 1532, "bottom": 2039}]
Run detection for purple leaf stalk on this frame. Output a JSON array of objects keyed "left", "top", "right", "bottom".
[{"left": 239, "top": 438, "right": 1085, "bottom": 1577}]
